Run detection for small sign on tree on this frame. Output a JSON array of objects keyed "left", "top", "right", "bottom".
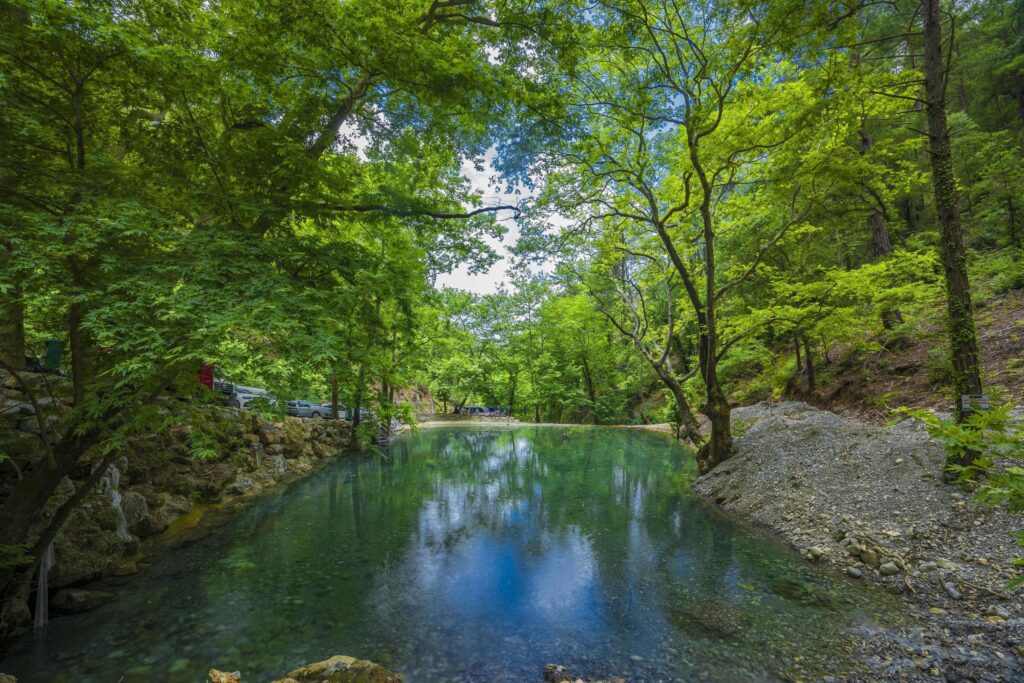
[{"left": 959, "top": 394, "right": 990, "bottom": 414}]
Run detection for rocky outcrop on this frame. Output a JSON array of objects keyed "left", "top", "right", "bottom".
[
  {"left": 207, "top": 655, "right": 401, "bottom": 683},
  {"left": 0, "top": 372, "right": 357, "bottom": 639},
  {"left": 37, "top": 415, "right": 353, "bottom": 592}
]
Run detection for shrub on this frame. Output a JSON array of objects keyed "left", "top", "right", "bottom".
[{"left": 897, "top": 404, "right": 1024, "bottom": 586}]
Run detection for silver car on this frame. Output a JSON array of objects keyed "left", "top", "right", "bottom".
[{"left": 286, "top": 400, "right": 324, "bottom": 418}]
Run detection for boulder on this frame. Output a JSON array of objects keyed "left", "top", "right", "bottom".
[
  {"left": 122, "top": 491, "right": 149, "bottom": 531},
  {"left": 0, "top": 430, "right": 43, "bottom": 463},
  {"left": 51, "top": 588, "right": 115, "bottom": 613},
  {"left": 0, "top": 399, "right": 33, "bottom": 417},
  {"left": 271, "top": 655, "right": 402, "bottom": 683},
  {"left": 208, "top": 671, "right": 241, "bottom": 683},
  {"left": 265, "top": 454, "right": 287, "bottom": 478},
  {"left": 0, "top": 598, "right": 31, "bottom": 635},
  {"left": 257, "top": 425, "right": 283, "bottom": 446},
  {"left": 227, "top": 476, "right": 255, "bottom": 495}
]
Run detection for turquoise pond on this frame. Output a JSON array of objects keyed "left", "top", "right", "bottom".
[{"left": 1, "top": 426, "right": 900, "bottom": 681}]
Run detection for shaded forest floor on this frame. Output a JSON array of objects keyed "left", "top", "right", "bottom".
[{"left": 793, "top": 290, "right": 1024, "bottom": 423}]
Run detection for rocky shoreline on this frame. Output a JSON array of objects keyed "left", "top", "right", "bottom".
[
  {"left": 694, "top": 401, "right": 1024, "bottom": 682},
  {"left": 0, "top": 395, "right": 358, "bottom": 641}
]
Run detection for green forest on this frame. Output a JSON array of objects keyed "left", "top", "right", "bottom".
[{"left": 1, "top": 0, "right": 1024, "bottom": 681}]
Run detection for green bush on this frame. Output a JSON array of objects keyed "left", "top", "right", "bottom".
[
  {"left": 970, "top": 248, "right": 1024, "bottom": 300},
  {"left": 897, "top": 404, "right": 1024, "bottom": 586}
]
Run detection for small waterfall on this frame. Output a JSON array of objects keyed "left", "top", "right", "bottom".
[
  {"left": 99, "top": 463, "right": 133, "bottom": 543},
  {"left": 34, "top": 542, "right": 54, "bottom": 629}
]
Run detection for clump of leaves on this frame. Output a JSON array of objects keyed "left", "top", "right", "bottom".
[
  {"left": 0, "top": 543, "right": 32, "bottom": 571},
  {"left": 896, "top": 404, "right": 1024, "bottom": 585}
]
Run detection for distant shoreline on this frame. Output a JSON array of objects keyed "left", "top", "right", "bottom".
[{"left": 415, "top": 416, "right": 675, "bottom": 434}]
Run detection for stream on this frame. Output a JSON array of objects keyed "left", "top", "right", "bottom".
[{"left": 1, "top": 426, "right": 901, "bottom": 681}]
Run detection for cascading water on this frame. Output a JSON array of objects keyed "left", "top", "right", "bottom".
[
  {"left": 34, "top": 542, "right": 54, "bottom": 629},
  {"left": 100, "top": 463, "right": 134, "bottom": 543}
]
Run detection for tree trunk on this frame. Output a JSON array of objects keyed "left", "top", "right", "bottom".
[
  {"left": 580, "top": 357, "right": 597, "bottom": 423},
  {"left": 869, "top": 211, "right": 892, "bottom": 257},
  {"left": 349, "top": 362, "right": 366, "bottom": 450},
  {"left": 0, "top": 269, "right": 26, "bottom": 371},
  {"left": 67, "top": 255, "right": 93, "bottom": 407},
  {"left": 1008, "top": 196, "right": 1020, "bottom": 252},
  {"left": 653, "top": 364, "right": 703, "bottom": 448},
  {"left": 794, "top": 335, "right": 802, "bottom": 375},
  {"left": 329, "top": 367, "right": 339, "bottom": 421},
  {"left": 700, "top": 383, "right": 732, "bottom": 475},
  {"left": 922, "top": 0, "right": 983, "bottom": 434},
  {"left": 695, "top": 327, "right": 732, "bottom": 473},
  {"left": 802, "top": 336, "right": 816, "bottom": 393},
  {"left": 507, "top": 375, "right": 516, "bottom": 416},
  {"left": 868, "top": 211, "right": 905, "bottom": 329},
  {"left": 834, "top": 226, "right": 850, "bottom": 270}
]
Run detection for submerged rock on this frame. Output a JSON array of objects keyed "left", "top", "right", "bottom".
[{"left": 544, "top": 664, "right": 624, "bottom": 683}]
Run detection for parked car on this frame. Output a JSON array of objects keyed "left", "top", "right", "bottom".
[
  {"left": 231, "top": 386, "right": 276, "bottom": 410},
  {"left": 286, "top": 400, "right": 325, "bottom": 418},
  {"left": 317, "top": 403, "right": 346, "bottom": 418}
]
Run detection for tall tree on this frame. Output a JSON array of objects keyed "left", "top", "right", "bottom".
[{"left": 921, "top": 0, "right": 983, "bottom": 432}]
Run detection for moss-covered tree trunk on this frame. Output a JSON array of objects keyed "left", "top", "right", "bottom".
[
  {"left": 922, "top": 0, "right": 983, "bottom": 435},
  {"left": 0, "top": 247, "right": 26, "bottom": 371}
]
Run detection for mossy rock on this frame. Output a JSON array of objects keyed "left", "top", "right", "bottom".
[{"left": 271, "top": 655, "right": 401, "bottom": 683}]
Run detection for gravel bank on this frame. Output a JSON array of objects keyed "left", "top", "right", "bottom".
[{"left": 693, "top": 401, "right": 1024, "bottom": 681}]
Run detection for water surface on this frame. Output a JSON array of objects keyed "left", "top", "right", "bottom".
[{"left": 2, "top": 426, "right": 898, "bottom": 681}]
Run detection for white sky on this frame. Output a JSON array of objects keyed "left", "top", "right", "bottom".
[{"left": 434, "top": 150, "right": 525, "bottom": 295}]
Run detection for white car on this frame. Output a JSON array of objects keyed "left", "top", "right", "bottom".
[{"left": 231, "top": 386, "right": 276, "bottom": 410}]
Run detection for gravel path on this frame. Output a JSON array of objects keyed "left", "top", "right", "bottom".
[{"left": 693, "top": 401, "right": 1024, "bottom": 682}]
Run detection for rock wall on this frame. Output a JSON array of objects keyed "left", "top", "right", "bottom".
[{"left": 0, "top": 380, "right": 354, "bottom": 639}]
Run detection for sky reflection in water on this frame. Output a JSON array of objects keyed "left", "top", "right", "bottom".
[{"left": 1, "top": 426, "right": 898, "bottom": 682}]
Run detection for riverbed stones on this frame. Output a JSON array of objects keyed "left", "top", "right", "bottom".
[
  {"left": 846, "top": 566, "right": 863, "bottom": 579},
  {"left": 691, "top": 400, "right": 1024, "bottom": 681},
  {"left": 986, "top": 605, "right": 1011, "bottom": 619},
  {"left": 879, "top": 562, "right": 900, "bottom": 576}
]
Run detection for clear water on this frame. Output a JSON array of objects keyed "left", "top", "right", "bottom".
[{"left": 1, "top": 426, "right": 899, "bottom": 682}]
